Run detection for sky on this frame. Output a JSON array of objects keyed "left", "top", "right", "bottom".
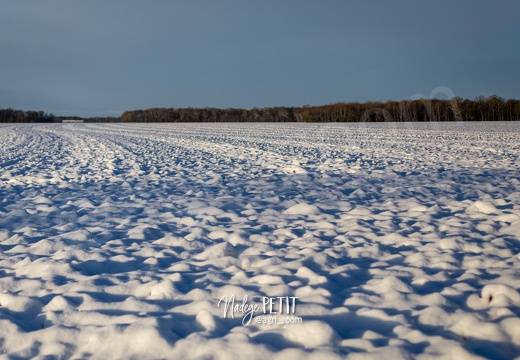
[{"left": 1, "top": 1, "right": 519, "bottom": 117}]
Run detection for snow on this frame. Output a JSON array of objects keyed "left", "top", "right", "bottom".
[{"left": 0, "top": 121, "right": 520, "bottom": 359}]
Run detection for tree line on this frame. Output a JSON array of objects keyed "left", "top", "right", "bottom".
[
  {"left": 0, "top": 109, "right": 118, "bottom": 123},
  {"left": 0, "top": 109, "right": 59, "bottom": 123},
  {"left": 2, "top": 95, "right": 520, "bottom": 123},
  {"left": 120, "top": 96, "right": 520, "bottom": 123}
]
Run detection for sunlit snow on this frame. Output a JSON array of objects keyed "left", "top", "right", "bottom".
[{"left": 0, "top": 122, "right": 519, "bottom": 359}]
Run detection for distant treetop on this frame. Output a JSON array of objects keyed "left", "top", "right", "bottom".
[{"left": 2, "top": 96, "right": 519, "bottom": 123}]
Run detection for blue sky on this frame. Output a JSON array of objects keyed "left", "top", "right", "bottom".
[{"left": 1, "top": 1, "right": 519, "bottom": 117}]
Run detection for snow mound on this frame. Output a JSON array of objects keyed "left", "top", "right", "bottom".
[
  {"left": 0, "top": 293, "right": 43, "bottom": 320},
  {"left": 467, "top": 200, "right": 499, "bottom": 214},
  {"left": 450, "top": 313, "right": 508, "bottom": 342},
  {"left": 282, "top": 165, "right": 307, "bottom": 174},
  {"left": 481, "top": 284, "right": 520, "bottom": 306},
  {"left": 194, "top": 242, "right": 235, "bottom": 261},
  {"left": 295, "top": 266, "right": 328, "bottom": 285},
  {"left": 283, "top": 320, "right": 337, "bottom": 348},
  {"left": 499, "top": 220, "right": 520, "bottom": 237},
  {"left": 43, "top": 295, "right": 73, "bottom": 312},
  {"left": 148, "top": 279, "right": 180, "bottom": 300},
  {"left": 283, "top": 203, "right": 320, "bottom": 215},
  {"left": 196, "top": 309, "right": 219, "bottom": 332},
  {"left": 467, "top": 284, "right": 520, "bottom": 309}
]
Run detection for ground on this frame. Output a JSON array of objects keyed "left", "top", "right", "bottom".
[{"left": 0, "top": 122, "right": 519, "bottom": 359}]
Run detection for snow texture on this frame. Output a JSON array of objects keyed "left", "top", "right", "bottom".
[{"left": 0, "top": 122, "right": 520, "bottom": 359}]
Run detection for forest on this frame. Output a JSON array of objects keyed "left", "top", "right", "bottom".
[
  {"left": 1, "top": 95, "right": 519, "bottom": 123},
  {"left": 0, "top": 109, "right": 118, "bottom": 123}
]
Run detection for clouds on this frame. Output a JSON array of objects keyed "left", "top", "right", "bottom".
[{"left": 1, "top": 1, "right": 519, "bottom": 117}]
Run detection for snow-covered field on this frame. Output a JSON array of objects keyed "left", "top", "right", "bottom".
[{"left": 1, "top": 122, "right": 520, "bottom": 359}]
